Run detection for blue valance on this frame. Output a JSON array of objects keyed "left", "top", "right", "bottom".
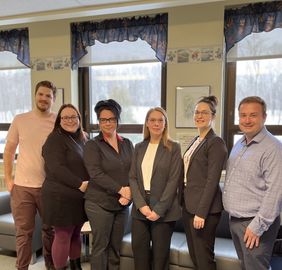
[
  {"left": 0, "top": 28, "right": 30, "bottom": 67},
  {"left": 71, "top": 13, "right": 168, "bottom": 68},
  {"left": 224, "top": 1, "right": 282, "bottom": 53}
]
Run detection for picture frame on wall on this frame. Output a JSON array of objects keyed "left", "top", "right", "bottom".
[
  {"left": 175, "top": 85, "right": 210, "bottom": 128},
  {"left": 53, "top": 88, "right": 64, "bottom": 113}
]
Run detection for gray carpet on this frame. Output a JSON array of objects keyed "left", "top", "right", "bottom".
[{"left": 0, "top": 249, "right": 90, "bottom": 270}]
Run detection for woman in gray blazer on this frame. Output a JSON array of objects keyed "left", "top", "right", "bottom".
[
  {"left": 130, "top": 107, "right": 182, "bottom": 270},
  {"left": 182, "top": 96, "right": 227, "bottom": 270}
]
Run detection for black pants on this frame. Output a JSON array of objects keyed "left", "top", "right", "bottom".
[
  {"left": 85, "top": 200, "right": 128, "bottom": 270},
  {"left": 182, "top": 208, "right": 221, "bottom": 270},
  {"left": 131, "top": 217, "right": 175, "bottom": 270}
]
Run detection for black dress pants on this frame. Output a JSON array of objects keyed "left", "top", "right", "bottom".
[
  {"left": 131, "top": 217, "right": 175, "bottom": 270},
  {"left": 85, "top": 200, "right": 128, "bottom": 270},
  {"left": 182, "top": 208, "right": 221, "bottom": 270}
]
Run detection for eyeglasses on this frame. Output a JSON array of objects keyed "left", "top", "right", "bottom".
[
  {"left": 148, "top": 118, "right": 164, "bottom": 124},
  {"left": 61, "top": 115, "right": 79, "bottom": 122},
  {"left": 99, "top": 117, "right": 117, "bottom": 124},
  {"left": 194, "top": 110, "right": 212, "bottom": 117}
]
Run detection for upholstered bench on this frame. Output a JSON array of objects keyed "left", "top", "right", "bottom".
[
  {"left": 0, "top": 191, "right": 42, "bottom": 264},
  {"left": 120, "top": 206, "right": 282, "bottom": 270}
]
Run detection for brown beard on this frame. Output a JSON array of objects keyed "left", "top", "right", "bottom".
[{"left": 36, "top": 102, "right": 50, "bottom": 112}]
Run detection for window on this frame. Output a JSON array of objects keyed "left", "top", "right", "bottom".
[
  {"left": 79, "top": 40, "right": 166, "bottom": 143},
  {"left": 0, "top": 52, "right": 31, "bottom": 158},
  {"left": 224, "top": 29, "right": 282, "bottom": 151}
]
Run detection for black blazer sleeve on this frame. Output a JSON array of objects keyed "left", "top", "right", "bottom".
[{"left": 196, "top": 136, "right": 227, "bottom": 218}]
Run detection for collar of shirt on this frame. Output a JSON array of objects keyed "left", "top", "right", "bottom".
[
  {"left": 240, "top": 126, "right": 268, "bottom": 146},
  {"left": 98, "top": 131, "right": 124, "bottom": 143}
]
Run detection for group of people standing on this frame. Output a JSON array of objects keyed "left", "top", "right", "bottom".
[{"left": 3, "top": 80, "right": 282, "bottom": 270}]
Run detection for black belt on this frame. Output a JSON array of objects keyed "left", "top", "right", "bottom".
[
  {"left": 145, "top": 190, "right": 151, "bottom": 195},
  {"left": 230, "top": 216, "right": 254, "bottom": 222}
]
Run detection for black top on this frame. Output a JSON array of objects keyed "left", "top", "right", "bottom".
[
  {"left": 42, "top": 127, "right": 89, "bottom": 226},
  {"left": 84, "top": 132, "right": 134, "bottom": 211}
]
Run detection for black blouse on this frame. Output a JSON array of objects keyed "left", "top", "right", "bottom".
[{"left": 84, "top": 132, "right": 134, "bottom": 211}]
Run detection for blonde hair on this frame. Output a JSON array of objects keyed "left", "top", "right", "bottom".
[{"left": 143, "top": 107, "right": 172, "bottom": 151}]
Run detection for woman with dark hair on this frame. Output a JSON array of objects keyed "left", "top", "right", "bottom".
[
  {"left": 182, "top": 96, "right": 227, "bottom": 270},
  {"left": 42, "top": 104, "right": 89, "bottom": 270},
  {"left": 129, "top": 107, "right": 182, "bottom": 270},
  {"left": 83, "top": 99, "right": 134, "bottom": 270}
]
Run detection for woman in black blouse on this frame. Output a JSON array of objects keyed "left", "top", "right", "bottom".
[
  {"left": 83, "top": 99, "right": 134, "bottom": 270},
  {"left": 42, "top": 104, "right": 89, "bottom": 270}
]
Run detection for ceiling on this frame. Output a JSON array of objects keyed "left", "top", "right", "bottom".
[{"left": 0, "top": 0, "right": 224, "bottom": 26}]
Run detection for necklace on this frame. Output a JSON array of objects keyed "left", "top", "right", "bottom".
[{"left": 68, "top": 135, "right": 84, "bottom": 152}]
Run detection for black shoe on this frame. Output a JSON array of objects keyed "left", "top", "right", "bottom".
[
  {"left": 45, "top": 265, "right": 56, "bottom": 270},
  {"left": 69, "top": 258, "right": 82, "bottom": 270}
]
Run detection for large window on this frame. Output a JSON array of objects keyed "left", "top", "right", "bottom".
[
  {"left": 0, "top": 52, "right": 31, "bottom": 157},
  {"left": 79, "top": 40, "right": 166, "bottom": 144},
  {"left": 224, "top": 29, "right": 282, "bottom": 151}
]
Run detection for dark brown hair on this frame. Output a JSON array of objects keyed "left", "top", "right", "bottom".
[
  {"left": 197, "top": 95, "right": 218, "bottom": 115},
  {"left": 54, "top": 104, "right": 87, "bottom": 142},
  {"left": 35, "top": 80, "right": 57, "bottom": 98}
]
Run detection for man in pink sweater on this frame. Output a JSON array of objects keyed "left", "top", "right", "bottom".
[{"left": 4, "top": 80, "right": 57, "bottom": 270}]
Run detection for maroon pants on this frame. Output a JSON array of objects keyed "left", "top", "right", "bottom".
[
  {"left": 52, "top": 225, "right": 83, "bottom": 268},
  {"left": 11, "top": 185, "right": 54, "bottom": 270}
]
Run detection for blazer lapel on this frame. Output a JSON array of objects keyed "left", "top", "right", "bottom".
[
  {"left": 151, "top": 142, "right": 165, "bottom": 177},
  {"left": 137, "top": 140, "right": 150, "bottom": 191},
  {"left": 188, "top": 129, "right": 216, "bottom": 166},
  {"left": 189, "top": 138, "right": 206, "bottom": 165}
]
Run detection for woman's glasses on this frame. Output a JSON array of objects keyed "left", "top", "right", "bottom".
[
  {"left": 99, "top": 117, "right": 117, "bottom": 124},
  {"left": 61, "top": 115, "right": 79, "bottom": 122}
]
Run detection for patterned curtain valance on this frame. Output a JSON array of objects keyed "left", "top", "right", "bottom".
[
  {"left": 0, "top": 28, "right": 30, "bottom": 67},
  {"left": 224, "top": 1, "right": 282, "bottom": 53},
  {"left": 71, "top": 13, "right": 168, "bottom": 68}
]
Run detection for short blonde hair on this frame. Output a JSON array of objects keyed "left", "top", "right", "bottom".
[{"left": 143, "top": 107, "right": 172, "bottom": 151}]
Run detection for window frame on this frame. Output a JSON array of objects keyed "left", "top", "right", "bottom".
[
  {"left": 223, "top": 61, "right": 282, "bottom": 153},
  {"left": 78, "top": 63, "right": 167, "bottom": 135}
]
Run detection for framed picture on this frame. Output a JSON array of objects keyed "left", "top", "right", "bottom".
[
  {"left": 53, "top": 88, "right": 64, "bottom": 113},
  {"left": 175, "top": 85, "right": 210, "bottom": 128}
]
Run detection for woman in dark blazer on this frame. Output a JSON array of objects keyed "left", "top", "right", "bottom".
[
  {"left": 83, "top": 99, "right": 134, "bottom": 270},
  {"left": 42, "top": 104, "right": 89, "bottom": 270},
  {"left": 130, "top": 107, "right": 182, "bottom": 270},
  {"left": 182, "top": 96, "right": 227, "bottom": 270}
]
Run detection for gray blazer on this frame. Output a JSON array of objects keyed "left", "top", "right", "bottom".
[
  {"left": 182, "top": 129, "right": 227, "bottom": 219},
  {"left": 129, "top": 139, "right": 182, "bottom": 222}
]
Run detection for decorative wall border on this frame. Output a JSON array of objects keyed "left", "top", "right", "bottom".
[
  {"left": 31, "top": 56, "right": 71, "bottom": 71},
  {"left": 166, "top": 45, "right": 222, "bottom": 64}
]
